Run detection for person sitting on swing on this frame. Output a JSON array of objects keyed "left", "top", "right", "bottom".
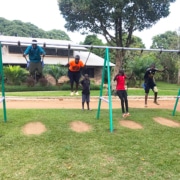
[
  {"left": 23, "top": 39, "right": 46, "bottom": 81},
  {"left": 67, "top": 55, "right": 85, "bottom": 96}
]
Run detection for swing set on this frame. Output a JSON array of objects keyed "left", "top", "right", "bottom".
[{"left": 0, "top": 40, "right": 180, "bottom": 132}]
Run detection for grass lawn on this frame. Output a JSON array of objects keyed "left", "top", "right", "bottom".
[
  {"left": 0, "top": 108, "right": 180, "bottom": 179},
  {"left": 3, "top": 81, "right": 180, "bottom": 97}
]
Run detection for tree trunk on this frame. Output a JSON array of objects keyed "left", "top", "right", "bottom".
[{"left": 178, "top": 69, "right": 180, "bottom": 84}]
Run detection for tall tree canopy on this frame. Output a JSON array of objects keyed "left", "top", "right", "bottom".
[
  {"left": 0, "top": 17, "right": 70, "bottom": 40},
  {"left": 151, "top": 31, "right": 180, "bottom": 83},
  {"left": 59, "top": 0, "right": 176, "bottom": 85}
]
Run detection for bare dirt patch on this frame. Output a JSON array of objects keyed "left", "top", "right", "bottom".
[
  {"left": 70, "top": 121, "right": 92, "bottom": 133},
  {"left": 120, "top": 120, "right": 143, "bottom": 129},
  {"left": 3, "top": 98, "right": 180, "bottom": 131},
  {"left": 22, "top": 122, "right": 47, "bottom": 135},
  {"left": 153, "top": 117, "right": 180, "bottom": 127}
]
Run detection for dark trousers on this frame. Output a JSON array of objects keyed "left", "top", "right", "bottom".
[{"left": 117, "top": 90, "right": 128, "bottom": 114}]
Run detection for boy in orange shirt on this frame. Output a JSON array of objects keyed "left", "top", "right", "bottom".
[{"left": 67, "top": 55, "right": 84, "bottom": 95}]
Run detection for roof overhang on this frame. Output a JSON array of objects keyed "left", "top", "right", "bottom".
[{"left": 0, "top": 35, "right": 87, "bottom": 51}]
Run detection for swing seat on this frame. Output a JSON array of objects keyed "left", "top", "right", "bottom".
[
  {"left": 99, "top": 96, "right": 109, "bottom": 103},
  {"left": 26, "top": 61, "right": 30, "bottom": 68},
  {"left": 0, "top": 96, "right": 4, "bottom": 103}
]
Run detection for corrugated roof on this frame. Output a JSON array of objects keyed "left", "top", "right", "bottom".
[
  {"left": 0, "top": 36, "right": 115, "bottom": 67},
  {"left": 2, "top": 53, "right": 115, "bottom": 67},
  {"left": 73, "top": 51, "right": 115, "bottom": 66},
  {"left": 0, "top": 35, "right": 87, "bottom": 51}
]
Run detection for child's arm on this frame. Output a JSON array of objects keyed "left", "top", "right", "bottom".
[
  {"left": 126, "top": 73, "right": 133, "bottom": 80},
  {"left": 155, "top": 66, "right": 168, "bottom": 73},
  {"left": 113, "top": 74, "right": 119, "bottom": 81}
]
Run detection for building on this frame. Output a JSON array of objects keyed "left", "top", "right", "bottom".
[{"left": 0, "top": 36, "right": 115, "bottom": 84}]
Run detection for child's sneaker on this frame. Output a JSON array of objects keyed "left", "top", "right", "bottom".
[
  {"left": 126, "top": 112, "right": 130, "bottom": 116},
  {"left": 154, "top": 101, "right": 160, "bottom": 105},
  {"left": 122, "top": 113, "right": 127, "bottom": 118},
  {"left": 75, "top": 91, "right": 79, "bottom": 95},
  {"left": 70, "top": 91, "right": 74, "bottom": 96}
]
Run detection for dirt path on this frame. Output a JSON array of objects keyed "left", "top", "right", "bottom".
[{"left": 2, "top": 96, "right": 180, "bottom": 112}]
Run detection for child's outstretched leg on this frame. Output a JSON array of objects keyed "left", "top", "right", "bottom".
[
  {"left": 87, "top": 102, "right": 90, "bottom": 110},
  {"left": 70, "top": 82, "right": 74, "bottom": 95},
  {"left": 145, "top": 93, "right": 148, "bottom": 107},
  {"left": 120, "top": 98, "right": 126, "bottom": 118},
  {"left": 154, "top": 92, "right": 159, "bottom": 105},
  {"left": 124, "top": 96, "right": 130, "bottom": 116},
  {"left": 75, "top": 82, "right": 79, "bottom": 95},
  {"left": 82, "top": 102, "right": 85, "bottom": 110}
]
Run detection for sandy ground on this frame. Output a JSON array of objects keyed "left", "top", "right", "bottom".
[{"left": 2, "top": 96, "right": 180, "bottom": 111}]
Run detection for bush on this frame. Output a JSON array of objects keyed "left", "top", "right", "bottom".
[
  {"left": 3, "top": 65, "right": 29, "bottom": 85},
  {"left": 38, "top": 77, "right": 48, "bottom": 86},
  {"left": 26, "top": 76, "right": 36, "bottom": 87}
]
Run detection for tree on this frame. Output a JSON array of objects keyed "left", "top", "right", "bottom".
[
  {"left": 83, "top": 34, "right": 105, "bottom": 57},
  {"left": 46, "top": 29, "right": 70, "bottom": 40},
  {"left": 0, "top": 17, "right": 70, "bottom": 40},
  {"left": 151, "top": 31, "right": 178, "bottom": 49},
  {"left": 151, "top": 31, "right": 179, "bottom": 83},
  {"left": 59, "top": 0, "right": 176, "bottom": 87}
]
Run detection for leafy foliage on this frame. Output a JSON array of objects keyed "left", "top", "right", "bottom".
[
  {"left": 83, "top": 34, "right": 105, "bottom": 58},
  {"left": 0, "top": 17, "right": 70, "bottom": 40},
  {"left": 3, "top": 65, "right": 29, "bottom": 85},
  {"left": 43, "top": 65, "right": 68, "bottom": 84},
  {"left": 151, "top": 31, "right": 180, "bottom": 83},
  {"left": 59, "top": 0, "right": 176, "bottom": 85},
  {"left": 59, "top": 0, "right": 175, "bottom": 47},
  {"left": 151, "top": 31, "right": 179, "bottom": 49}
]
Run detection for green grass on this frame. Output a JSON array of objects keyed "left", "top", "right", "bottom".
[
  {"left": 4, "top": 88, "right": 179, "bottom": 98},
  {"left": 0, "top": 108, "right": 180, "bottom": 179},
  {"left": 2, "top": 81, "right": 179, "bottom": 97},
  {"left": 4, "top": 90, "right": 101, "bottom": 97}
]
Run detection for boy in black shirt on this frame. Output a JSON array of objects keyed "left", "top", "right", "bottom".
[
  {"left": 80, "top": 74, "right": 91, "bottom": 110},
  {"left": 144, "top": 64, "right": 166, "bottom": 107}
]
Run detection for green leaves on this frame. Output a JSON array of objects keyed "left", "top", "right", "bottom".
[
  {"left": 0, "top": 17, "right": 70, "bottom": 40},
  {"left": 3, "top": 65, "right": 29, "bottom": 85},
  {"left": 43, "top": 65, "right": 68, "bottom": 85}
]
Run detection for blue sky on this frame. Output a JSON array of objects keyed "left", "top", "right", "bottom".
[{"left": 0, "top": 0, "right": 179, "bottom": 48}]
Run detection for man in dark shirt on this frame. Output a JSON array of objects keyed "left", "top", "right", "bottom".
[{"left": 144, "top": 64, "right": 166, "bottom": 107}]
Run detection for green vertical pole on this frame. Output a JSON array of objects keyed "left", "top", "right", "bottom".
[
  {"left": 172, "top": 89, "right": 180, "bottom": 116},
  {"left": 0, "top": 42, "right": 7, "bottom": 122},
  {"left": 105, "top": 48, "right": 113, "bottom": 132},
  {"left": 96, "top": 50, "right": 107, "bottom": 119},
  {"left": 96, "top": 48, "right": 113, "bottom": 132}
]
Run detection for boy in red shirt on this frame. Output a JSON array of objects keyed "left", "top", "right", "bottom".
[{"left": 114, "top": 69, "right": 131, "bottom": 118}]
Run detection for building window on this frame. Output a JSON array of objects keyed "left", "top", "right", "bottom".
[
  {"left": 57, "top": 49, "right": 73, "bottom": 56},
  {"left": 45, "top": 48, "right": 56, "bottom": 55},
  {"left": 8, "top": 45, "right": 73, "bottom": 57},
  {"left": 8, "top": 45, "right": 26, "bottom": 54},
  {"left": 82, "top": 67, "right": 94, "bottom": 78}
]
